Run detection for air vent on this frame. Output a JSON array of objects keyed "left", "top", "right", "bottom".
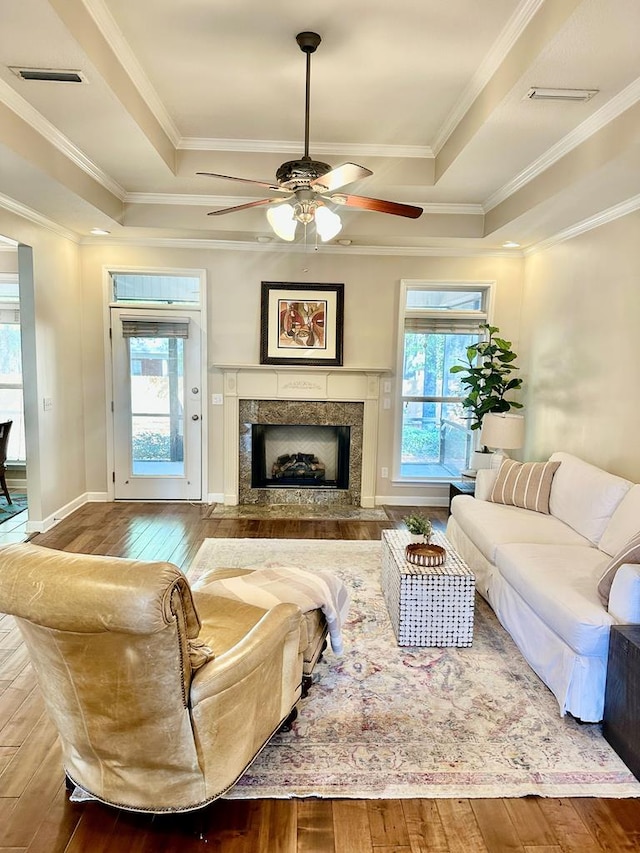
[
  {"left": 9, "top": 66, "right": 87, "bottom": 83},
  {"left": 526, "top": 87, "right": 598, "bottom": 102}
]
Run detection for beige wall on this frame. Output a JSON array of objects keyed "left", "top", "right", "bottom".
[
  {"left": 520, "top": 210, "right": 640, "bottom": 482},
  {"left": 0, "top": 213, "right": 85, "bottom": 527},
  {"left": 80, "top": 244, "right": 524, "bottom": 501}
]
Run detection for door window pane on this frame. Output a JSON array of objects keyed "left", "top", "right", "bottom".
[{"left": 129, "top": 337, "right": 184, "bottom": 476}]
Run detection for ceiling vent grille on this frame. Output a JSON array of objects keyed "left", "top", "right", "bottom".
[
  {"left": 526, "top": 87, "right": 598, "bottom": 102},
  {"left": 9, "top": 67, "right": 87, "bottom": 83}
]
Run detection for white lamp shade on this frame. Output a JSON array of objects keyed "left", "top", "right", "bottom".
[
  {"left": 480, "top": 412, "right": 525, "bottom": 449},
  {"left": 314, "top": 205, "right": 342, "bottom": 241},
  {"left": 266, "top": 204, "right": 297, "bottom": 241}
]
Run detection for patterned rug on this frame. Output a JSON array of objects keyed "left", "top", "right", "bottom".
[
  {"left": 189, "top": 538, "right": 640, "bottom": 799},
  {"left": 0, "top": 493, "right": 27, "bottom": 525}
]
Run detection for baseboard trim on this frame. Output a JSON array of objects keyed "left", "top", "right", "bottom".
[{"left": 376, "top": 495, "right": 448, "bottom": 507}]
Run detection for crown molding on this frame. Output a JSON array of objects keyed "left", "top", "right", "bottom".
[
  {"left": 0, "top": 79, "right": 126, "bottom": 200},
  {"left": 124, "top": 192, "right": 481, "bottom": 215},
  {"left": 524, "top": 193, "right": 640, "bottom": 255},
  {"left": 432, "top": 0, "right": 544, "bottom": 154},
  {"left": 79, "top": 234, "right": 517, "bottom": 257},
  {"left": 178, "top": 137, "right": 433, "bottom": 159},
  {"left": 484, "top": 76, "right": 640, "bottom": 211},
  {"left": 82, "top": 0, "right": 181, "bottom": 146},
  {"left": 0, "top": 192, "right": 80, "bottom": 243}
]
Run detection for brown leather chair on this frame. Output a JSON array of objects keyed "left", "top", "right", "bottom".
[
  {"left": 0, "top": 543, "right": 303, "bottom": 813},
  {"left": 0, "top": 420, "right": 13, "bottom": 503}
]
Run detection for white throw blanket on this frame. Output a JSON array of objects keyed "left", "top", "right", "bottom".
[{"left": 200, "top": 564, "right": 350, "bottom": 655}]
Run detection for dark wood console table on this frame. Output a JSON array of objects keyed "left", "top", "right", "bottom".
[{"left": 603, "top": 624, "right": 640, "bottom": 780}]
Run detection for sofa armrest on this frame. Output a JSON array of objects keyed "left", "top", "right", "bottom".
[
  {"left": 608, "top": 564, "right": 640, "bottom": 624},
  {"left": 189, "top": 602, "right": 302, "bottom": 705},
  {"left": 474, "top": 468, "right": 499, "bottom": 501}
]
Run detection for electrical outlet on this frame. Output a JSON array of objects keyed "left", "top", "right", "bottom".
[
  {"left": 211, "top": 394, "right": 223, "bottom": 405},
  {"left": 383, "top": 397, "right": 391, "bottom": 409},
  {"left": 381, "top": 467, "right": 389, "bottom": 479},
  {"left": 43, "top": 397, "right": 53, "bottom": 411},
  {"left": 383, "top": 379, "right": 392, "bottom": 394}
]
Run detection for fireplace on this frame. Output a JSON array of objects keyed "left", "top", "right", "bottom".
[
  {"left": 220, "top": 367, "right": 383, "bottom": 508},
  {"left": 251, "top": 424, "right": 351, "bottom": 490},
  {"left": 238, "top": 399, "right": 364, "bottom": 507}
]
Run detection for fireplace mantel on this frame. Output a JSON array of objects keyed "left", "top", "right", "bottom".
[{"left": 220, "top": 366, "right": 387, "bottom": 507}]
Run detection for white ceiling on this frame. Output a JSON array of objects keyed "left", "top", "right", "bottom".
[{"left": 0, "top": 0, "right": 638, "bottom": 253}]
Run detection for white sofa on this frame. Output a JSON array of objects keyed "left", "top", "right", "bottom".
[{"left": 446, "top": 451, "right": 640, "bottom": 722}]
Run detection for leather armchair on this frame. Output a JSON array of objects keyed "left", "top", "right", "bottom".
[{"left": 0, "top": 543, "right": 303, "bottom": 813}]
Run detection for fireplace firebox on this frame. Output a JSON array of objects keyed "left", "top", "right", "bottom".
[{"left": 251, "top": 424, "right": 350, "bottom": 490}]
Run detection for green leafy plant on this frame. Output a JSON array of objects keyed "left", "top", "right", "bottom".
[
  {"left": 402, "top": 513, "right": 432, "bottom": 540},
  {"left": 449, "top": 323, "right": 523, "bottom": 434}
]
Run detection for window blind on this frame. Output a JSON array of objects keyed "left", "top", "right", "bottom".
[
  {"left": 121, "top": 317, "right": 190, "bottom": 338},
  {"left": 404, "top": 314, "right": 486, "bottom": 334}
]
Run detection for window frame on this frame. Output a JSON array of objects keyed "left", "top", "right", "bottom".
[
  {"left": 393, "top": 280, "right": 495, "bottom": 483},
  {"left": 0, "top": 274, "right": 25, "bottom": 464}
]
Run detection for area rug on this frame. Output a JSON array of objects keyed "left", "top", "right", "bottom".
[
  {"left": 205, "top": 504, "right": 389, "bottom": 521},
  {"left": 188, "top": 538, "right": 640, "bottom": 799},
  {"left": 0, "top": 493, "right": 27, "bottom": 525}
]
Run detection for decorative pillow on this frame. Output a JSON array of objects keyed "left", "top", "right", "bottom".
[
  {"left": 489, "top": 459, "right": 561, "bottom": 514},
  {"left": 597, "top": 531, "right": 640, "bottom": 607}
]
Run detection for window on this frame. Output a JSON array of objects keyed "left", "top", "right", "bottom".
[
  {"left": 397, "top": 281, "right": 492, "bottom": 480},
  {"left": 0, "top": 277, "right": 25, "bottom": 462},
  {"left": 110, "top": 272, "right": 201, "bottom": 305}
]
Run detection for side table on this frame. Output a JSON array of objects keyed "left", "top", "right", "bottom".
[
  {"left": 603, "top": 625, "right": 640, "bottom": 780},
  {"left": 380, "top": 529, "right": 475, "bottom": 647},
  {"left": 448, "top": 479, "right": 476, "bottom": 515}
]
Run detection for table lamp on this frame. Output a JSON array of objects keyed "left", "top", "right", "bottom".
[{"left": 480, "top": 412, "right": 525, "bottom": 458}]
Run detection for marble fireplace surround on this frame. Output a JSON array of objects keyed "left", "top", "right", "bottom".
[{"left": 221, "top": 367, "right": 384, "bottom": 507}]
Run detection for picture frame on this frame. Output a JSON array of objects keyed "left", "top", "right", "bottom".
[{"left": 260, "top": 281, "right": 344, "bottom": 366}]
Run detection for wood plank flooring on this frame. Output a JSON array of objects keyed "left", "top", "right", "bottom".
[{"left": 1, "top": 501, "right": 639, "bottom": 851}]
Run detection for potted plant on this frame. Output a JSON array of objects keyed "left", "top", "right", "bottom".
[
  {"left": 450, "top": 323, "right": 523, "bottom": 469},
  {"left": 402, "top": 513, "right": 432, "bottom": 543}
]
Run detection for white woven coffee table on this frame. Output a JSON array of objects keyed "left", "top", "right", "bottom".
[{"left": 381, "top": 529, "right": 475, "bottom": 647}]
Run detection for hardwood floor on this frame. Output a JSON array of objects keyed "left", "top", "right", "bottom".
[{"left": 1, "top": 501, "right": 640, "bottom": 851}]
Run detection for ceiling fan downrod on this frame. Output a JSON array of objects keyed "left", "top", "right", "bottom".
[{"left": 296, "top": 32, "right": 321, "bottom": 160}]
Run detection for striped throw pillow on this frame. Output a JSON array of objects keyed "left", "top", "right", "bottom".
[
  {"left": 597, "top": 532, "right": 640, "bottom": 607},
  {"left": 489, "top": 459, "right": 561, "bottom": 514}
]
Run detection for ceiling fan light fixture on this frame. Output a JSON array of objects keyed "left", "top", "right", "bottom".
[
  {"left": 267, "top": 204, "right": 297, "bottom": 241},
  {"left": 314, "top": 205, "right": 342, "bottom": 241}
]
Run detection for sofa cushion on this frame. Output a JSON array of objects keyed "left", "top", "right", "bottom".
[
  {"left": 493, "top": 543, "right": 612, "bottom": 656},
  {"left": 548, "top": 452, "right": 632, "bottom": 545},
  {"left": 450, "top": 495, "right": 590, "bottom": 564},
  {"left": 597, "top": 531, "right": 640, "bottom": 607},
  {"left": 489, "top": 459, "right": 560, "bottom": 514},
  {"left": 599, "top": 484, "right": 640, "bottom": 557}
]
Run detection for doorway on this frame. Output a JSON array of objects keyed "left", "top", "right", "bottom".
[{"left": 111, "top": 307, "right": 203, "bottom": 500}]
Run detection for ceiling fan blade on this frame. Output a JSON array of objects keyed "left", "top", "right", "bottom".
[
  {"left": 331, "top": 194, "right": 423, "bottom": 219},
  {"left": 197, "top": 172, "right": 284, "bottom": 192},
  {"left": 310, "top": 163, "right": 373, "bottom": 192},
  {"left": 207, "top": 197, "right": 291, "bottom": 216}
]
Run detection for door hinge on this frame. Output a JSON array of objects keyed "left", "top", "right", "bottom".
[
  {"left": 109, "top": 327, "right": 112, "bottom": 339},
  {"left": 112, "top": 471, "right": 115, "bottom": 483},
  {"left": 111, "top": 400, "right": 114, "bottom": 412}
]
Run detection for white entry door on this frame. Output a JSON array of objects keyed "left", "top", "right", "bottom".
[{"left": 111, "top": 308, "right": 202, "bottom": 500}]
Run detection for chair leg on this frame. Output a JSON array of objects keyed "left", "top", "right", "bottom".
[
  {"left": 301, "top": 674, "right": 313, "bottom": 698},
  {"left": 0, "top": 474, "right": 11, "bottom": 504},
  {"left": 278, "top": 706, "right": 298, "bottom": 732}
]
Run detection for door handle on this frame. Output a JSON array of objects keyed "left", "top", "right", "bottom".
[{"left": 191, "top": 414, "right": 200, "bottom": 421}]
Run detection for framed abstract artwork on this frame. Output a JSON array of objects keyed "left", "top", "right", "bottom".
[{"left": 260, "top": 281, "right": 344, "bottom": 366}]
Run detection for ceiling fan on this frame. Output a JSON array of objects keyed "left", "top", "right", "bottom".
[{"left": 197, "top": 31, "right": 423, "bottom": 241}]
